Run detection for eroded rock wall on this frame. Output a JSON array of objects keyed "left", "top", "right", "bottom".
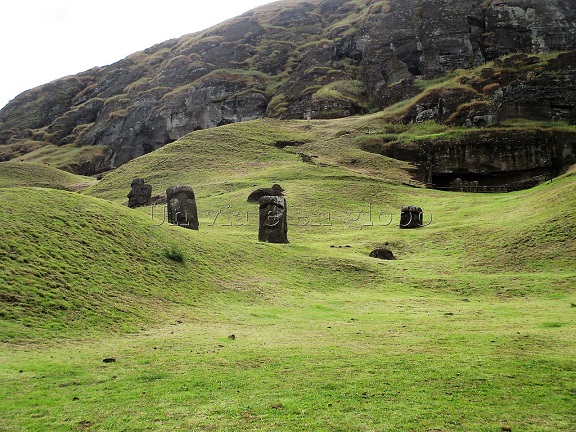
[
  {"left": 380, "top": 129, "right": 576, "bottom": 186},
  {"left": 0, "top": 0, "right": 575, "bottom": 172}
]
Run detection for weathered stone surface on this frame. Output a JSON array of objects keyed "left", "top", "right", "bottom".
[
  {"left": 369, "top": 248, "right": 396, "bottom": 260},
  {"left": 493, "top": 52, "right": 576, "bottom": 123},
  {"left": 400, "top": 206, "right": 423, "bottom": 229},
  {"left": 258, "top": 196, "right": 288, "bottom": 243},
  {"left": 166, "top": 185, "right": 199, "bottom": 230},
  {"left": 127, "top": 178, "right": 152, "bottom": 208},
  {"left": 399, "top": 53, "right": 576, "bottom": 127},
  {"left": 380, "top": 129, "right": 576, "bottom": 187},
  {"left": 247, "top": 184, "right": 285, "bottom": 203}
]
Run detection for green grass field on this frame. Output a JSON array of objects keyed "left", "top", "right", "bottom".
[{"left": 1, "top": 117, "right": 575, "bottom": 431}]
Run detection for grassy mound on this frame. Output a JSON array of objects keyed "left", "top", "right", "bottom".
[
  {"left": 0, "top": 188, "right": 215, "bottom": 340},
  {"left": 0, "top": 161, "right": 97, "bottom": 190},
  {"left": 84, "top": 117, "right": 414, "bottom": 204}
]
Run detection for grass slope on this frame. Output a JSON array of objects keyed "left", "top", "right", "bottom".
[
  {"left": 85, "top": 117, "right": 413, "bottom": 205},
  {"left": 1, "top": 120, "right": 575, "bottom": 431},
  {"left": 0, "top": 161, "right": 97, "bottom": 191},
  {"left": 0, "top": 187, "right": 216, "bottom": 340}
]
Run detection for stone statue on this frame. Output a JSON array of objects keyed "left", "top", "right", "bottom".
[
  {"left": 450, "top": 177, "right": 463, "bottom": 191},
  {"left": 400, "top": 206, "right": 424, "bottom": 229},
  {"left": 258, "top": 196, "right": 288, "bottom": 243},
  {"left": 247, "top": 184, "right": 284, "bottom": 203},
  {"left": 369, "top": 248, "right": 396, "bottom": 260},
  {"left": 166, "top": 185, "right": 199, "bottom": 230},
  {"left": 127, "top": 178, "right": 152, "bottom": 208}
]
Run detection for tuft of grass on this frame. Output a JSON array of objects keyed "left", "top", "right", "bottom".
[
  {"left": 311, "top": 80, "right": 372, "bottom": 111},
  {"left": 162, "top": 245, "right": 186, "bottom": 263}
]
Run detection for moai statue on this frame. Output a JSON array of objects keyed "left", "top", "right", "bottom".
[
  {"left": 450, "top": 178, "right": 463, "bottom": 191},
  {"left": 166, "top": 185, "right": 199, "bottom": 230},
  {"left": 248, "top": 184, "right": 284, "bottom": 203},
  {"left": 258, "top": 196, "right": 288, "bottom": 243},
  {"left": 127, "top": 178, "right": 152, "bottom": 208},
  {"left": 400, "top": 206, "right": 423, "bottom": 229},
  {"left": 369, "top": 248, "right": 396, "bottom": 260}
]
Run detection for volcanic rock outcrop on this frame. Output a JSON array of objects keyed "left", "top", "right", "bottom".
[{"left": 0, "top": 0, "right": 575, "bottom": 174}]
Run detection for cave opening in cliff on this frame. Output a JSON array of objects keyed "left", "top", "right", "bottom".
[
  {"left": 432, "top": 172, "right": 489, "bottom": 188},
  {"left": 432, "top": 167, "right": 557, "bottom": 191}
]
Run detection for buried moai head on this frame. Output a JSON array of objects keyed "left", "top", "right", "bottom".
[
  {"left": 166, "top": 185, "right": 199, "bottom": 230},
  {"left": 400, "top": 206, "right": 424, "bottom": 229},
  {"left": 369, "top": 248, "right": 396, "bottom": 260},
  {"left": 247, "top": 184, "right": 285, "bottom": 203},
  {"left": 127, "top": 178, "right": 152, "bottom": 208},
  {"left": 258, "top": 196, "right": 289, "bottom": 243}
]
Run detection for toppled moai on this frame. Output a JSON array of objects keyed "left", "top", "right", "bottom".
[
  {"left": 248, "top": 184, "right": 284, "bottom": 203},
  {"left": 166, "top": 185, "right": 199, "bottom": 230},
  {"left": 449, "top": 178, "right": 479, "bottom": 192},
  {"left": 258, "top": 196, "right": 289, "bottom": 243},
  {"left": 400, "top": 206, "right": 424, "bottom": 229},
  {"left": 127, "top": 178, "right": 152, "bottom": 208},
  {"left": 369, "top": 248, "right": 396, "bottom": 260}
]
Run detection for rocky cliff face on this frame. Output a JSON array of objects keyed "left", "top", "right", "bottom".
[
  {"left": 377, "top": 127, "right": 576, "bottom": 187},
  {"left": 0, "top": 0, "right": 575, "bottom": 173},
  {"left": 398, "top": 51, "right": 576, "bottom": 125}
]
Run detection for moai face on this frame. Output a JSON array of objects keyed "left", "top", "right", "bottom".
[
  {"left": 400, "top": 206, "right": 423, "bottom": 229},
  {"left": 258, "top": 196, "right": 289, "bottom": 243},
  {"left": 127, "top": 178, "right": 152, "bottom": 208},
  {"left": 166, "top": 185, "right": 199, "bottom": 230}
]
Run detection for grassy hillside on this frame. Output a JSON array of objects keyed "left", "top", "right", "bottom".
[
  {"left": 1, "top": 120, "right": 575, "bottom": 431},
  {"left": 84, "top": 117, "right": 413, "bottom": 204},
  {"left": 0, "top": 161, "right": 97, "bottom": 190},
  {"left": 0, "top": 187, "right": 218, "bottom": 340}
]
